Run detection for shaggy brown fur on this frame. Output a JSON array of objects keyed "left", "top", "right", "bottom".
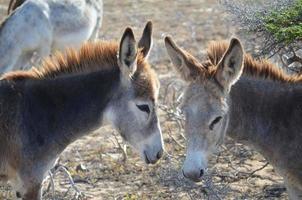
[
  {"left": 183, "top": 50, "right": 215, "bottom": 80},
  {"left": 206, "top": 40, "right": 302, "bottom": 83},
  {"left": 1, "top": 41, "right": 159, "bottom": 99}
]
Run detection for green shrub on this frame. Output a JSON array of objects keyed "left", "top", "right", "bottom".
[{"left": 264, "top": 0, "right": 302, "bottom": 44}]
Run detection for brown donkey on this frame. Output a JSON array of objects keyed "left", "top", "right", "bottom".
[
  {"left": 0, "top": 21, "right": 164, "bottom": 200},
  {"left": 165, "top": 36, "right": 302, "bottom": 199}
]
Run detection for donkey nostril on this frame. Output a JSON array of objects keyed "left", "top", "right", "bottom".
[
  {"left": 156, "top": 149, "right": 163, "bottom": 159},
  {"left": 200, "top": 169, "right": 204, "bottom": 177},
  {"left": 16, "top": 191, "right": 21, "bottom": 198}
]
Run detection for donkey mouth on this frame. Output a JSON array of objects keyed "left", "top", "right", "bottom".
[
  {"left": 182, "top": 169, "right": 203, "bottom": 182},
  {"left": 144, "top": 151, "right": 151, "bottom": 164}
]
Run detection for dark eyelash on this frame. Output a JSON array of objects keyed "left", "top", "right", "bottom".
[
  {"left": 136, "top": 104, "right": 150, "bottom": 114},
  {"left": 209, "top": 116, "right": 222, "bottom": 130}
]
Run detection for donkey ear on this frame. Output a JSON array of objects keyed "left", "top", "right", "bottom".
[
  {"left": 215, "top": 38, "right": 244, "bottom": 90},
  {"left": 119, "top": 27, "right": 138, "bottom": 77},
  {"left": 164, "top": 36, "right": 201, "bottom": 82},
  {"left": 138, "top": 21, "right": 153, "bottom": 58}
]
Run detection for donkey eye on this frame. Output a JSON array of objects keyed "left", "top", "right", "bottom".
[
  {"left": 209, "top": 116, "right": 222, "bottom": 130},
  {"left": 136, "top": 104, "right": 150, "bottom": 114}
]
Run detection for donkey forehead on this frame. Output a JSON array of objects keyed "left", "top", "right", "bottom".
[
  {"left": 186, "top": 79, "right": 225, "bottom": 102},
  {"left": 184, "top": 80, "right": 225, "bottom": 108},
  {"left": 132, "top": 66, "right": 160, "bottom": 102}
]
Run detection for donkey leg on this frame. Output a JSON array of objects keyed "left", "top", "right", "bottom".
[
  {"left": 22, "top": 182, "right": 42, "bottom": 200},
  {"left": 12, "top": 168, "right": 45, "bottom": 200},
  {"left": 11, "top": 175, "right": 42, "bottom": 200},
  {"left": 287, "top": 186, "right": 302, "bottom": 200},
  {"left": 284, "top": 178, "right": 302, "bottom": 200},
  {"left": 10, "top": 175, "right": 24, "bottom": 200}
]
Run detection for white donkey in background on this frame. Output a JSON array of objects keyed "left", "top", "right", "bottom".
[{"left": 0, "top": 0, "right": 103, "bottom": 73}]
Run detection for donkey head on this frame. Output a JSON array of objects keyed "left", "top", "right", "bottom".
[
  {"left": 105, "top": 22, "right": 164, "bottom": 164},
  {"left": 165, "top": 36, "right": 244, "bottom": 181}
]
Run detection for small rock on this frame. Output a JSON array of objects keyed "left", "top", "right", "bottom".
[{"left": 76, "top": 164, "right": 88, "bottom": 172}]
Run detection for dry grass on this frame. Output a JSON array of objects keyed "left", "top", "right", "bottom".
[{"left": 0, "top": 0, "right": 287, "bottom": 199}]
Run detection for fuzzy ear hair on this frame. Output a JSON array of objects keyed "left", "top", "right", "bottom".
[
  {"left": 138, "top": 21, "right": 153, "bottom": 58},
  {"left": 215, "top": 38, "right": 244, "bottom": 90},
  {"left": 118, "top": 27, "right": 138, "bottom": 78},
  {"left": 164, "top": 36, "right": 202, "bottom": 82}
]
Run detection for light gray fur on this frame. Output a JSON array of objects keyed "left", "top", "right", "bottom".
[{"left": 0, "top": 0, "right": 103, "bottom": 73}]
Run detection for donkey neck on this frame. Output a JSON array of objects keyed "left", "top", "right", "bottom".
[
  {"left": 20, "top": 69, "right": 120, "bottom": 158},
  {"left": 227, "top": 76, "right": 302, "bottom": 163}
]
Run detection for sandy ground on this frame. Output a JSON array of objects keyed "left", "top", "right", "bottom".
[{"left": 0, "top": 0, "right": 288, "bottom": 199}]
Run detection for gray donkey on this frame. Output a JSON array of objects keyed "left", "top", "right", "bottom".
[
  {"left": 0, "top": 21, "right": 164, "bottom": 200},
  {"left": 0, "top": 0, "right": 103, "bottom": 73},
  {"left": 165, "top": 36, "right": 302, "bottom": 199}
]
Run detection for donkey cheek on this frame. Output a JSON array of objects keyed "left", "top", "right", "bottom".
[{"left": 36, "top": 134, "right": 45, "bottom": 146}]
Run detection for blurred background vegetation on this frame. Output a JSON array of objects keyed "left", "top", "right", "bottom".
[{"left": 222, "top": 0, "right": 302, "bottom": 73}]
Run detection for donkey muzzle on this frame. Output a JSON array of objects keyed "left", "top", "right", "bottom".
[
  {"left": 182, "top": 150, "right": 207, "bottom": 182},
  {"left": 143, "top": 148, "right": 163, "bottom": 164}
]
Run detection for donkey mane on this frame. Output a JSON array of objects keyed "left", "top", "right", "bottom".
[
  {"left": 1, "top": 41, "right": 147, "bottom": 80},
  {"left": 205, "top": 41, "right": 302, "bottom": 83},
  {"left": 1, "top": 41, "right": 158, "bottom": 99}
]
